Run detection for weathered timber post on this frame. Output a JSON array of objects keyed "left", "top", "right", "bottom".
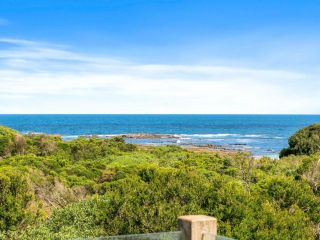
[{"left": 178, "top": 215, "right": 217, "bottom": 240}]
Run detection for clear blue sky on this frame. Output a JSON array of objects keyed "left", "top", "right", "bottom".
[{"left": 0, "top": 0, "right": 320, "bottom": 113}]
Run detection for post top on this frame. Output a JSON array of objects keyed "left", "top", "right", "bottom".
[{"left": 178, "top": 215, "right": 217, "bottom": 222}]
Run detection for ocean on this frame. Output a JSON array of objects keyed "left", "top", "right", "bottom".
[{"left": 0, "top": 114, "right": 319, "bottom": 157}]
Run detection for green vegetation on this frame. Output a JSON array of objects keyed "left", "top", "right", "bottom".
[
  {"left": 280, "top": 123, "right": 320, "bottom": 157},
  {"left": 0, "top": 126, "right": 25, "bottom": 157},
  {"left": 0, "top": 125, "right": 319, "bottom": 240}
]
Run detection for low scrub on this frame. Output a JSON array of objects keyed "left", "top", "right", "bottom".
[{"left": 0, "top": 126, "right": 318, "bottom": 240}]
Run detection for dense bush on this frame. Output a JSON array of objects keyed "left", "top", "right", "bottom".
[
  {"left": 0, "top": 126, "right": 26, "bottom": 158},
  {"left": 0, "top": 167, "right": 32, "bottom": 232},
  {"left": 280, "top": 123, "right": 320, "bottom": 157},
  {"left": 0, "top": 125, "right": 318, "bottom": 240},
  {"left": 25, "top": 134, "right": 62, "bottom": 156}
]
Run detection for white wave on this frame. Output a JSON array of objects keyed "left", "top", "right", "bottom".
[
  {"left": 22, "top": 131, "right": 45, "bottom": 135},
  {"left": 97, "top": 134, "right": 121, "bottom": 138},
  {"left": 62, "top": 135, "right": 79, "bottom": 140},
  {"left": 178, "top": 133, "right": 239, "bottom": 138},
  {"left": 243, "top": 134, "right": 265, "bottom": 138},
  {"left": 235, "top": 139, "right": 254, "bottom": 143}
]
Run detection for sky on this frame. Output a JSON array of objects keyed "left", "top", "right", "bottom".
[{"left": 0, "top": 0, "right": 320, "bottom": 114}]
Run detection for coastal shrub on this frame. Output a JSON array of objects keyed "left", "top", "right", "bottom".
[
  {"left": 295, "top": 154, "right": 320, "bottom": 194},
  {"left": 0, "top": 126, "right": 25, "bottom": 158},
  {"left": 68, "top": 137, "right": 136, "bottom": 161},
  {"left": 0, "top": 125, "right": 319, "bottom": 239},
  {"left": 280, "top": 123, "right": 320, "bottom": 157},
  {"left": 16, "top": 168, "right": 318, "bottom": 240},
  {"left": 0, "top": 167, "right": 32, "bottom": 232},
  {"left": 25, "top": 134, "right": 62, "bottom": 156},
  {"left": 232, "top": 202, "right": 314, "bottom": 240}
]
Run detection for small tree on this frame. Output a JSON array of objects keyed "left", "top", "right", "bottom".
[
  {"left": 280, "top": 123, "right": 320, "bottom": 157},
  {"left": 0, "top": 126, "right": 19, "bottom": 158},
  {"left": 0, "top": 126, "right": 28, "bottom": 158}
]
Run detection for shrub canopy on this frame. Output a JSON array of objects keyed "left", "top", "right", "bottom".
[
  {"left": 0, "top": 125, "right": 318, "bottom": 240},
  {"left": 280, "top": 123, "right": 320, "bottom": 157}
]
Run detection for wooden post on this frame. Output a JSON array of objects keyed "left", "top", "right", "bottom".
[{"left": 178, "top": 215, "right": 217, "bottom": 240}]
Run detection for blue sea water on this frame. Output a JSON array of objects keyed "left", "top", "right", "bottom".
[{"left": 0, "top": 114, "right": 319, "bottom": 157}]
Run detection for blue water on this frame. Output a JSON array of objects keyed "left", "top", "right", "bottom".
[{"left": 0, "top": 114, "right": 319, "bottom": 157}]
